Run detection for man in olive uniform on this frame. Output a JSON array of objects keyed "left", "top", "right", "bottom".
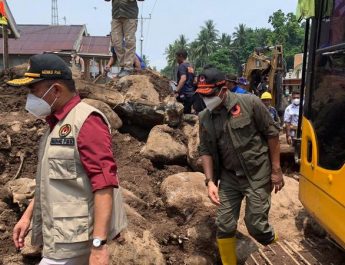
[
  {"left": 106, "top": 0, "right": 144, "bottom": 77},
  {"left": 196, "top": 68, "right": 284, "bottom": 265}
]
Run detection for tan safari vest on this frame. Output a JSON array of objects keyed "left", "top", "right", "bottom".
[{"left": 31, "top": 102, "right": 125, "bottom": 259}]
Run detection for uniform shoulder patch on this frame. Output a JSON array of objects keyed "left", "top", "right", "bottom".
[
  {"left": 230, "top": 104, "right": 241, "bottom": 117},
  {"left": 59, "top": 124, "right": 72, "bottom": 138}
]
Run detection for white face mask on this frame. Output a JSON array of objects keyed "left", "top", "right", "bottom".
[
  {"left": 202, "top": 89, "right": 226, "bottom": 111},
  {"left": 25, "top": 84, "right": 57, "bottom": 118},
  {"left": 202, "top": 96, "right": 222, "bottom": 111},
  {"left": 292, "top": 98, "right": 300, "bottom": 106}
]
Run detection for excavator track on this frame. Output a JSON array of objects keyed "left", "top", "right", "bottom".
[{"left": 245, "top": 239, "right": 332, "bottom": 265}]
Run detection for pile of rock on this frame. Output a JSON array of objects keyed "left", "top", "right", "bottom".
[{"left": 0, "top": 66, "right": 218, "bottom": 265}]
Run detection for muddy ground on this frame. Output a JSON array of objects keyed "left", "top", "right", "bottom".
[{"left": 0, "top": 76, "right": 345, "bottom": 265}]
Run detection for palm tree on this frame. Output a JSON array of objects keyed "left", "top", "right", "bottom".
[
  {"left": 164, "top": 34, "right": 189, "bottom": 79},
  {"left": 219, "top": 33, "right": 232, "bottom": 49},
  {"left": 192, "top": 20, "right": 219, "bottom": 68},
  {"left": 201, "top": 20, "right": 219, "bottom": 43},
  {"left": 233, "top": 23, "right": 247, "bottom": 48}
]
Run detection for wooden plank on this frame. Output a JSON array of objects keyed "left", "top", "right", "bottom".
[
  {"left": 276, "top": 241, "right": 301, "bottom": 265},
  {"left": 250, "top": 254, "right": 261, "bottom": 265},
  {"left": 284, "top": 240, "right": 313, "bottom": 265},
  {"left": 258, "top": 249, "right": 274, "bottom": 265}
]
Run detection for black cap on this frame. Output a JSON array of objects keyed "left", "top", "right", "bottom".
[
  {"left": 7, "top": 54, "right": 72, "bottom": 87},
  {"left": 196, "top": 67, "right": 226, "bottom": 96}
]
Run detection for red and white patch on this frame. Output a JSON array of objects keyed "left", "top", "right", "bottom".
[
  {"left": 199, "top": 75, "right": 206, "bottom": 84},
  {"left": 59, "top": 124, "right": 72, "bottom": 138},
  {"left": 231, "top": 104, "right": 241, "bottom": 117}
]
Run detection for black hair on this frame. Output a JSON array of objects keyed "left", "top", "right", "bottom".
[{"left": 175, "top": 49, "right": 188, "bottom": 59}]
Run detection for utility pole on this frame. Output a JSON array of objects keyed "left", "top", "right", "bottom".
[
  {"left": 2, "top": 24, "right": 8, "bottom": 70},
  {"left": 139, "top": 14, "right": 151, "bottom": 58},
  {"left": 51, "top": 0, "right": 59, "bottom": 25}
]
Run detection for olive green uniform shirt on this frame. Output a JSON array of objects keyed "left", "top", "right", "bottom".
[
  {"left": 213, "top": 107, "right": 243, "bottom": 173},
  {"left": 199, "top": 93, "right": 280, "bottom": 190},
  {"left": 112, "top": 0, "right": 139, "bottom": 19}
]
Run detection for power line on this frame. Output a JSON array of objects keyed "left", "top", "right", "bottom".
[{"left": 143, "top": 0, "right": 159, "bottom": 55}]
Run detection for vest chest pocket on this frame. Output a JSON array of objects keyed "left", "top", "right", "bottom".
[
  {"left": 49, "top": 159, "right": 77, "bottom": 180},
  {"left": 52, "top": 202, "right": 89, "bottom": 243}
]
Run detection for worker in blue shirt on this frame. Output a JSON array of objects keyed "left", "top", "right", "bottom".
[
  {"left": 105, "top": 46, "right": 146, "bottom": 74},
  {"left": 225, "top": 74, "right": 249, "bottom": 94}
]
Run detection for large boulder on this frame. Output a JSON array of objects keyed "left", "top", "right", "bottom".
[
  {"left": 182, "top": 121, "right": 202, "bottom": 171},
  {"left": 78, "top": 74, "right": 186, "bottom": 130},
  {"left": 160, "top": 172, "right": 213, "bottom": 219},
  {"left": 141, "top": 125, "right": 187, "bottom": 164},
  {"left": 119, "top": 75, "right": 160, "bottom": 105},
  {"left": 163, "top": 96, "right": 184, "bottom": 127},
  {"left": 82, "top": 98, "right": 123, "bottom": 130},
  {"left": 109, "top": 230, "right": 165, "bottom": 265},
  {"left": 77, "top": 80, "right": 125, "bottom": 108},
  {"left": 114, "top": 74, "right": 165, "bottom": 128},
  {"left": 109, "top": 203, "right": 165, "bottom": 265}
]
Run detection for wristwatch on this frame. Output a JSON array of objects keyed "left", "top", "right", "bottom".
[
  {"left": 205, "top": 178, "right": 212, "bottom": 186},
  {"left": 92, "top": 237, "right": 107, "bottom": 248}
]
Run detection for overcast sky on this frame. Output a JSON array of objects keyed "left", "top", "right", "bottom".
[{"left": 9, "top": 0, "right": 297, "bottom": 70}]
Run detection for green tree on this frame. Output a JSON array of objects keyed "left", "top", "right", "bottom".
[
  {"left": 268, "top": 10, "right": 305, "bottom": 68},
  {"left": 191, "top": 20, "right": 219, "bottom": 69},
  {"left": 161, "top": 10, "right": 304, "bottom": 78},
  {"left": 164, "top": 34, "right": 189, "bottom": 79}
]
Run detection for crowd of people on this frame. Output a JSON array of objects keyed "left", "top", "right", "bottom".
[{"left": 6, "top": 1, "right": 302, "bottom": 265}]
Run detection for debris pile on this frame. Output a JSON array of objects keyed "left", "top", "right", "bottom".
[{"left": 0, "top": 66, "right": 344, "bottom": 265}]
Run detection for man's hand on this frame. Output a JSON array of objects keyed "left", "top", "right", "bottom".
[
  {"left": 89, "top": 245, "right": 110, "bottom": 265},
  {"left": 207, "top": 181, "right": 220, "bottom": 205},
  {"left": 271, "top": 168, "right": 284, "bottom": 193},
  {"left": 13, "top": 218, "right": 31, "bottom": 249}
]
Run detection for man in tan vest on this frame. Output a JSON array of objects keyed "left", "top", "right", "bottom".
[{"left": 8, "top": 54, "right": 127, "bottom": 265}]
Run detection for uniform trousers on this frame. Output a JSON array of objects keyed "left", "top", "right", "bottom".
[
  {"left": 215, "top": 169, "right": 275, "bottom": 245},
  {"left": 111, "top": 18, "right": 138, "bottom": 70}
]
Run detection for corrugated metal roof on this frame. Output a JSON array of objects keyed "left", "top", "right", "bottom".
[
  {"left": 79, "top": 36, "right": 111, "bottom": 55},
  {"left": 0, "top": 24, "right": 86, "bottom": 55}
]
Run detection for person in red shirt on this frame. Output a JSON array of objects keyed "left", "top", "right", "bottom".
[{"left": 8, "top": 54, "right": 124, "bottom": 265}]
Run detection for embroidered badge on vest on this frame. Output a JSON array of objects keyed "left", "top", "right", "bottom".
[
  {"left": 59, "top": 124, "right": 72, "bottom": 137},
  {"left": 231, "top": 104, "right": 241, "bottom": 117}
]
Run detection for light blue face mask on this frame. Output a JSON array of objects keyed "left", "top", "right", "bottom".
[{"left": 25, "top": 84, "right": 57, "bottom": 118}]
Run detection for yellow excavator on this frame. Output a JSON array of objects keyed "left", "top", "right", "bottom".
[
  {"left": 297, "top": 0, "right": 345, "bottom": 249},
  {"left": 243, "top": 45, "right": 284, "bottom": 112}
]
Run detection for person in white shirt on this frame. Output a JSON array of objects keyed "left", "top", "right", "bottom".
[{"left": 284, "top": 89, "right": 300, "bottom": 145}]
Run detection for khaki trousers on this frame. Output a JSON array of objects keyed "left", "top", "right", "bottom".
[
  {"left": 39, "top": 254, "right": 89, "bottom": 265},
  {"left": 111, "top": 18, "right": 138, "bottom": 69},
  {"left": 216, "top": 170, "right": 275, "bottom": 245}
]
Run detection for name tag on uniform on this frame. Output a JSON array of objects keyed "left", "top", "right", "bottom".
[{"left": 50, "top": 137, "right": 75, "bottom": 146}]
